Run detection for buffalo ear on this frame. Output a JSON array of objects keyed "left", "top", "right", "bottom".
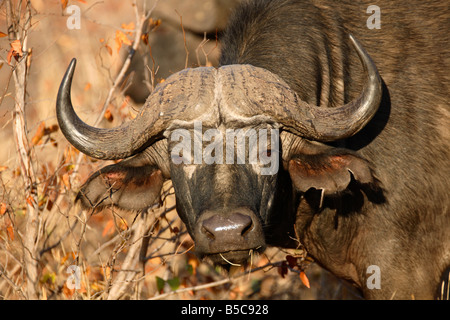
[
  {"left": 288, "top": 149, "right": 374, "bottom": 195},
  {"left": 77, "top": 159, "right": 164, "bottom": 211}
]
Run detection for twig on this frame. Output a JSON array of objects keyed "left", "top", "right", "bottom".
[
  {"left": 175, "top": 10, "right": 189, "bottom": 69},
  {"left": 0, "top": 68, "right": 14, "bottom": 108},
  {"left": 0, "top": 265, "right": 27, "bottom": 299},
  {"left": 149, "top": 261, "right": 284, "bottom": 300},
  {"left": 8, "top": 0, "right": 40, "bottom": 300},
  {"left": 106, "top": 212, "right": 150, "bottom": 300}
]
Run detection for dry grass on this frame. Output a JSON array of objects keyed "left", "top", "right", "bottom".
[{"left": 0, "top": 0, "right": 355, "bottom": 300}]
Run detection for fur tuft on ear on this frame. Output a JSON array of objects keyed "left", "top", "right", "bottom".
[
  {"left": 288, "top": 149, "right": 375, "bottom": 195},
  {"left": 77, "top": 160, "right": 164, "bottom": 211}
]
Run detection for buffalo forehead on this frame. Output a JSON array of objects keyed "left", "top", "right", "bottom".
[
  {"left": 217, "top": 64, "right": 297, "bottom": 126},
  {"left": 153, "top": 67, "right": 220, "bottom": 130},
  {"left": 161, "top": 65, "right": 293, "bottom": 131}
]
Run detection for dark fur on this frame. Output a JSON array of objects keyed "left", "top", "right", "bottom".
[{"left": 220, "top": 0, "right": 450, "bottom": 299}]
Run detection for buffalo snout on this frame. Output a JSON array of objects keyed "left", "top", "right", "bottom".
[{"left": 194, "top": 208, "right": 265, "bottom": 266}]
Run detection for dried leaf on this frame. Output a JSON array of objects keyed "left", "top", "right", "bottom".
[
  {"left": 32, "top": 122, "right": 58, "bottom": 146},
  {"left": 115, "top": 30, "right": 132, "bottom": 52},
  {"left": 141, "top": 33, "right": 149, "bottom": 45},
  {"left": 62, "top": 173, "right": 71, "bottom": 189},
  {"left": 277, "top": 261, "right": 288, "bottom": 279},
  {"left": 121, "top": 22, "right": 135, "bottom": 36},
  {"left": 11, "top": 40, "right": 21, "bottom": 53},
  {"left": 46, "top": 199, "right": 54, "bottom": 211},
  {"left": 7, "top": 40, "right": 23, "bottom": 64},
  {"left": 0, "top": 31, "right": 7, "bottom": 38},
  {"left": 63, "top": 283, "right": 75, "bottom": 298},
  {"left": 286, "top": 255, "right": 298, "bottom": 269},
  {"left": 0, "top": 203, "right": 7, "bottom": 215},
  {"left": 299, "top": 271, "right": 310, "bottom": 288},
  {"left": 61, "top": 0, "right": 69, "bottom": 10},
  {"left": 104, "top": 108, "right": 114, "bottom": 122},
  {"left": 45, "top": 124, "right": 59, "bottom": 135},
  {"left": 26, "top": 195, "right": 37, "bottom": 207},
  {"left": 149, "top": 18, "right": 161, "bottom": 31},
  {"left": 6, "top": 225, "right": 14, "bottom": 241},
  {"left": 31, "top": 122, "right": 46, "bottom": 146},
  {"left": 61, "top": 252, "right": 77, "bottom": 265}
]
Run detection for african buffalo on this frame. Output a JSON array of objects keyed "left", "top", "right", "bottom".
[{"left": 56, "top": 0, "right": 449, "bottom": 299}]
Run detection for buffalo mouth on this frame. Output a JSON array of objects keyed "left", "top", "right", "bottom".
[{"left": 201, "top": 246, "right": 266, "bottom": 268}]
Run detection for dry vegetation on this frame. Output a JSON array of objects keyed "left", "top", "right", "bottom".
[{"left": 0, "top": 0, "right": 356, "bottom": 300}]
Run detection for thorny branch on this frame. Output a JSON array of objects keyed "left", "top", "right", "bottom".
[{"left": 6, "top": 0, "right": 40, "bottom": 300}]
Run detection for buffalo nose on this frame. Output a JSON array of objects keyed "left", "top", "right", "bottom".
[
  {"left": 201, "top": 213, "right": 253, "bottom": 240},
  {"left": 194, "top": 208, "right": 266, "bottom": 264}
]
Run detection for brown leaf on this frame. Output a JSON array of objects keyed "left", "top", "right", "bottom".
[
  {"left": 26, "top": 196, "right": 37, "bottom": 207},
  {"left": 286, "top": 255, "right": 298, "bottom": 269},
  {"left": 149, "top": 18, "right": 161, "bottom": 31},
  {"left": 299, "top": 271, "right": 310, "bottom": 288},
  {"left": 104, "top": 108, "right": 114, "bottom": 122},
  {"left": 63, "top": 283, "right": 75, "bottom": 298},
  {"left": 277, "top": 261, "right": 288, "bottom": 279},
  {"left": 115, "top": 30, "right": 132, "bottom": 52},
  {"left": 141, "top": 33, "right": 149, "bottom": 46},
  {"left": 44, "top": 124, "right": 59, "bottom": 135},
  {"left": 32, "top": 122, "right": 58, "bottom": 146},
  {"left": 0, "top": 31, "right": 7, "bottom": 38},
  {"left": 31, "top": 122, "right": 46, "bottom": 146},
  {"left": 121, "top": 22, "right": 135, "bottom": 36},
  {"left": 61, "top": 251, "right": 77, "bottom": 265},
  {"left": 0, "top": 202, "right": 7, "bottom": 215},
  {"left": 7, "top": 40, "right": 23, "bottom": 64},
  {"left": 6, "top": 225, "right": 14, "bottom": 241},
  {"left": 61, "top": 173, "right": 71, "bottom": 189},
  {"left": 61, "top": 0, "right": 69, "bottom": 10}
]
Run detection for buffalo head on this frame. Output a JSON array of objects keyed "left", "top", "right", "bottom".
[{"left": 56, "top": 35, "right": 381, "bottom": 266}]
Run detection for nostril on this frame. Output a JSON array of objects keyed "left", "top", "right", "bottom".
[
  {"left": 240, "top": 219, "right": 253, "bottom": 237},
  {"left": 201, "top": 225, "right": 215, "bottom": 240}
]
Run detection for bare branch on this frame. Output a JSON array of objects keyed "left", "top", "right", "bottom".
[
  {"left": 149, "top": 261, "right": 284, "bottom": 300},
  {"left": 7, "top": 0, "right": 40, "bottom": 300},
  {"left": 175, "top": 10, "right": 189, "bottom": 69}
]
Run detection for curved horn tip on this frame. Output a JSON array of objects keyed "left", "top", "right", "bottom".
[
  {"left": 57, "top": 58, "right": 78, "bottom": 102},
  {"left": 65, "top": 58, "right": 77, "bottom": 82}
]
